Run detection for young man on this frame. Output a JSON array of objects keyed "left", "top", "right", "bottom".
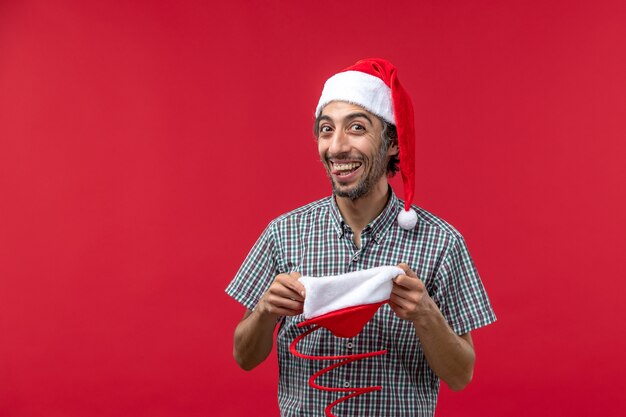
[{"left": 226, "top": 58, "right": 496, "bottom": 417}]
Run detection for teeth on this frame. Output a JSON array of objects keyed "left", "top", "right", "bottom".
[{"left": 334, "top": 162, "right": 361, "bottom": 171}]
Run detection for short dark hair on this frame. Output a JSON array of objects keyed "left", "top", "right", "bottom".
[
  {"left": 313, "top": 115, "right": 400, "bottom": 176},
  {"left": 380, "top": 120, "right": 400, "bottom": 177}
]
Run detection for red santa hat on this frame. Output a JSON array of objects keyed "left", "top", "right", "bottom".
[
  {"left": 291, "top": 266, "right": 406, "bottom": 415},
  {"left": 316, "top": 58, "right": 418, "bottom": 230},
  {"left": 297, "top": 266, "right": 404, "bottom": 338}
]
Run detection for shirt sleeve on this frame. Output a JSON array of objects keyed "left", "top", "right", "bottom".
[
  {"left": 432, "top": 236, "right": 496, "bottom": 335},
  {"left": 225, "top": 222, "right": 281, "bottom": 311}
]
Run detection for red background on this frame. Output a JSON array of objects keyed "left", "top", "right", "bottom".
[{"left": 1, "top": 1, "right": 625, "bottom": 416}]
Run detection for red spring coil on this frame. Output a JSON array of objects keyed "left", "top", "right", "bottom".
[{"left": 290, "top": 323, "right": 387, "bottom": 417}]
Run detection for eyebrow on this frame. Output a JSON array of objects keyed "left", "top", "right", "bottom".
[
  {"left": 345, "top": 112, "right": 374, "bottom": 125},
  {"left": 318, "top": 112, "right": 374, "bottom": 126}
]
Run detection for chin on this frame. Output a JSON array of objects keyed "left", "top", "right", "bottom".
[{"left": 332, "top": 183, "right": 369, "bottom": 200}]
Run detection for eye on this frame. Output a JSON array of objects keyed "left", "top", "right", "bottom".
[
  {"left": 319, "top": 125, "right": 333, "bottom": 135},
  {"left": 349, "top": 123, "right": 365, "bottom": 132}
]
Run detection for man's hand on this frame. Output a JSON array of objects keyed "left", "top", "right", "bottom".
[
  {"left": 256, "top": 272, "right": 305, "bottom": 319},
  {"left": 389, "top": 263, "right": 476, "bottom": 391},
  {"left": 389, "top": 263, "right": 432, "bottom": 322},
  {"left": 233, "top": 272, "right": 305, "bottom": 371}
]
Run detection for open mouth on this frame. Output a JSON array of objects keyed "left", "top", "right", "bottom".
[{"left": 331, "top": 161, "right": 363, "bottom": 177}]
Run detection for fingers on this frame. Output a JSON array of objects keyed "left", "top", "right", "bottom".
[
  {"left": 394, "top": 263, "right": 422, "bottom": 292},
  {"left": 288, "top": 271, "right": 305, "bottom": 298},
  {"left": 397, "top": 263, "right": 418, "bottom": 278},
  {"left": 391, "top": 279, "right": 424, "bottom": 304},
  {"left": 389, "top": 292, "right": 412, "bottom": 310},
  {"left": 274, "top": 272, "right": 304, "bottom": 299},
  {"left": 259, "top": 292, "right": 303, "bottom": 317},
  {"left": 389, "top": 282, "right": 422, "bottom": 322},
  {"left": 258, "top": 272, "right": 305, "bottom": 317},
  {"left": 391, "top": 263, "right": 425, "bottom": 308},
  {"left": 270, "top": 275, "right": 305, "bottom": 300},
  {"left": 388, "top": 290, "right": 421, "bottom": 322},
  {"left": 390, "top": 263, "right": 433, "bottom": 322}
]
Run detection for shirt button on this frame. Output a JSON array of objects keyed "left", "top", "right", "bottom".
[
  {"left": 352, "top": 254, "right": 359, "bottom": 262},
  {"left": 346, "top": 342, "right": 353, "bottom": 349},
  {"left": 344, "top": 381, "right": 351, "bottom": 388}
]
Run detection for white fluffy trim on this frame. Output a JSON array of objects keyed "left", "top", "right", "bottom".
[
  {"left": 299, "top": 266, "right": 404, "bottom": 319},
  {"left": 315, "top": 71, "right": 395, "bottom": 124}
]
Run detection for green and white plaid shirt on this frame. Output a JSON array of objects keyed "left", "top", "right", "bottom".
[{"left": 226, "top": 190, "right": 496, "bottom": 417}]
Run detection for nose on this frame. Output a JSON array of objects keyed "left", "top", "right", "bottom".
[{"left": 328, "top": 130, "right": 350, "bottom": 156}]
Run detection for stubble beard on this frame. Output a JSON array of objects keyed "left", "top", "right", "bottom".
[{"left": 325, "top": 143, "right": 388, "bottom": 201}]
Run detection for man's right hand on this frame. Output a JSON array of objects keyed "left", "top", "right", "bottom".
[
  {"left": 256, "top": 272, "right": 306, "bottom": 319},
  {"left": 234, "top": 272, "right": 305, "bottom": 370}
]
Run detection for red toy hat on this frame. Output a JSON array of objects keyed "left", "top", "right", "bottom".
[
  {"left": 316, "top": 58, "right": 418, "bottom": 230},
  {"left": 291, "top": 266, "right": 405, "bottom": 417},
  {"left": 297, "top": 266, "right": 404, "bottom": 338}
]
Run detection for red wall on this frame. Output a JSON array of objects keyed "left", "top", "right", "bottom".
[{"left": 1, "top": 1, "right": 625, "bottom": 416}]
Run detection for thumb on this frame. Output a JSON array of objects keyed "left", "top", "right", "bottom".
[
  {"left": 397, "top": 263, "right": 418, "bottom": 279},
  {"left": 289, "top": 271, "right": 305, "bottom": 297}
]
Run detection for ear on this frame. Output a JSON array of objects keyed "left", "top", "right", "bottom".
[{"left": 387, "top": 140, "right": 399, "bottom": 157}]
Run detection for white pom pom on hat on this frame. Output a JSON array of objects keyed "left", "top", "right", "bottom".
[
  {"left": 316, "top": 58, "right": 418, "bottom": 230},
  {"left": 397, "top": 208, "right": 418, "bottom": 230}
]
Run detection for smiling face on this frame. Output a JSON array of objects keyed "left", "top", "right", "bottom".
[{"left": 316, "top": 101, "right": 398, "bottom": 200}]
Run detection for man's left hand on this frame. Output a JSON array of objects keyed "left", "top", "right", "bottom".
[{"left": 389, "top": 263, "right": 432, "bottom": 322}]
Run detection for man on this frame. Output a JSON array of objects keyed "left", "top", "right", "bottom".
[{"left": 226, "top": 58, "right": 496, "bottom": 417}]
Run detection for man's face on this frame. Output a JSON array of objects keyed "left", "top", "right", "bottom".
[{"left": 317, "top": 101, "right": 397, "bottom": 200}]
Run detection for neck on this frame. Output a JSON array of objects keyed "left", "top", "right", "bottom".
[{"left": 335, "top": 177, "right": 390, "bottom": 235}]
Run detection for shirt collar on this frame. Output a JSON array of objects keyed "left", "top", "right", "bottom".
[
  {"left": 329, "top": 195, "right": 346, "bottom": 237},
  {"left": 329, "top": 187, "right": 400, "bottom": 243}
]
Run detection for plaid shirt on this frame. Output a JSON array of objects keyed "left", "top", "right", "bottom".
[{"left": 226, "top": 190, "right": 496, "bottom": 417}]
